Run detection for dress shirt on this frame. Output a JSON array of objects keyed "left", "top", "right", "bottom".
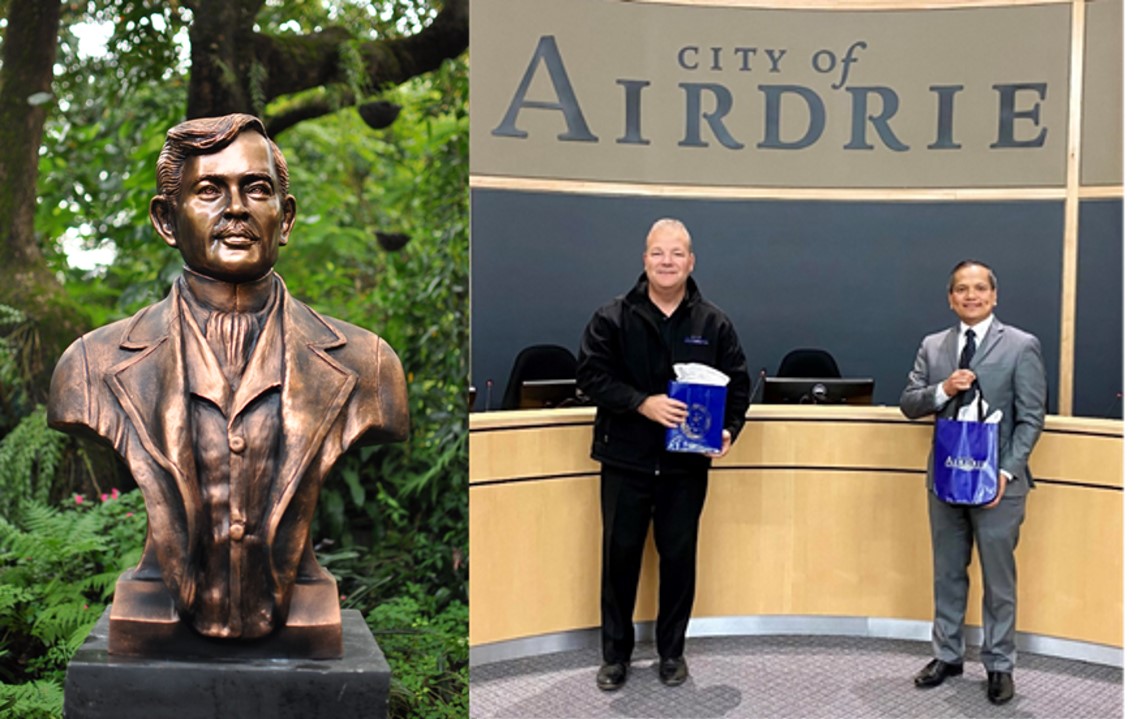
[{"left": 934, "top": 315, "right": 994, "bottom": 407}]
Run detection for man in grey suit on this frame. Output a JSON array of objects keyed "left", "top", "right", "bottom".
[{"left": 900, "top": 260, "right": 1046, "bottom": 706}]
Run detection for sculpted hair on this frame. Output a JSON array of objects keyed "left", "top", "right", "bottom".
[
  {"left": 947, "top": 259, "right": 997, "bottom": 293},
  {"left": 155, "top": 114, "right": 290, "bottom": 202},
  {"left": 647, "top": 217, "right": 693, "bottom": 252}
]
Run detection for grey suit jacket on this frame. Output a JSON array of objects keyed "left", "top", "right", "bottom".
[{"left": 899, "top": 317, "right": 1047, "bottom": 496}]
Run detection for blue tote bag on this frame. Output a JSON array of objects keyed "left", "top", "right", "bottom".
[
  {"left": 665, "top": 380, "right": 727, "bottom": 454},
  {"left": 932, "top": 388, "right": 999, "bottom": 506}
]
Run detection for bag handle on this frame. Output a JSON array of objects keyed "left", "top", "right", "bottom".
[{"left": 968, "top": 379, "right": 987, "bottom": 422}]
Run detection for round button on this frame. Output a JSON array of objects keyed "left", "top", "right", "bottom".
[
  {"left": 228, "top": 435, "right": 246, "bottom": 454},
  {"left": 228, "top": 521, "right": 245, "bottom": 541}
]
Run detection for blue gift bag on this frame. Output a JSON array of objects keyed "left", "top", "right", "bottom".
[
  {"left": 665, "top": 380, "right": 727, "bottom": 454},
  {"left": 932, "top": 391, "right": 999, "bottom": 506}
]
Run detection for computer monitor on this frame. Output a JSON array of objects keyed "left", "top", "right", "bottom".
[
  {"left": 518, "top": 378, "right": 579, "bottom": 409},
  {"left": 761, "top": 377, "right": 875, "bottom": 405}
]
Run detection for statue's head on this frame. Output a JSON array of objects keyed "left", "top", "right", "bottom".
[{"left": 149, "top": 114, "right": 296, "bottom": 283}]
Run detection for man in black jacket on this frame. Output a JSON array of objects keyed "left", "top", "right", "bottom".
[{"left": 577, "top": 218, "right": 751, "bottom": 690}]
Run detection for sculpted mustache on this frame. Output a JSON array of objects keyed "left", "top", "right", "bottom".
[{"left": 213, "top": 222, "right": 258, "bottom": 239}]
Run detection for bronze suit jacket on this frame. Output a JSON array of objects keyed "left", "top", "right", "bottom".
[{"left": 48, "top": 277, "right": 409, "bottom": 635}]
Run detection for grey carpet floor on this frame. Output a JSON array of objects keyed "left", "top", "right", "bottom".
[{"left": 470, "top": 635, "right": 1123, "bottom": 718}]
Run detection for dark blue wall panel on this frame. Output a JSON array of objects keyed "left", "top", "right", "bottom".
[
  {"left": 1073, "top": 200, "right": 1123, "bottom": 418},
  {"left": 472, "top": 190, "right": 1067, "bottom": 413}
]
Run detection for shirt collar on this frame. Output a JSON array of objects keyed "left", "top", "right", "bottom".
[
  {"left": 178, "top": 278, "right": 285, "bottom": 415},
  {"left": 181, "top": 267, "right": 276, "bottom": 314},
  {"left": 960, "top": 314, "right": 994, "bottom": 339}
]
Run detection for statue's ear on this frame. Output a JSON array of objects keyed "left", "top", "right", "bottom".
[
  {"left": 279, "top": 194, "right": 297, "bottom": 247},
  {"left": 150, "top": 196, "right": 178, "bottom": 248}
]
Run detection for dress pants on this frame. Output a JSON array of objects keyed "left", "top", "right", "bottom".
[
  {"left": 928, "top": 490, "right": 1027, "bottom": 672},
  {"left": 600, "top": 463, "right": 708, "bottom": 664}
]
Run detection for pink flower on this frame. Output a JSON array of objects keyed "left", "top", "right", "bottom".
[
  {"left": 126, "top": 512, "right": 134, "bottom": 517},
  {"left": 100, "top": 493, "right": 109, "bottom": 502},
  {"left": 111, "top": 488, "right": 120, "bottom": 500},
  {"left": 74, "top": 494, "right": 84, "bottom": 505}
]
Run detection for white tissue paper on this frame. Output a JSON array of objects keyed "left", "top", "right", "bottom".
[
  {"left": 955, "top": 390, "right": 1002, "bottom": 424},
  {"left": 672, "top": 363, "right": 730, "bottom": 386}
]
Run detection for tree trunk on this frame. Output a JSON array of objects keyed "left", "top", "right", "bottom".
[
  {"left": 0, "top": 0, "right": 82, "bottom": 393},
  {"left": 186, "top": 0, "right": 265, "bottom": 118},
  {"left": 0, "top": 0, "right": 62, "bottom": 276}
]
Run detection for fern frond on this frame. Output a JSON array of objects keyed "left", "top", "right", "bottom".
[
  {"left": 0, "top": 678, "right": 65, "bottom": 719},
  {"left": 0, "top": 407, "right": 67, "bottom": 519},
  {"left": 32, "top": 599, "right": 95, "bottom": 645}
]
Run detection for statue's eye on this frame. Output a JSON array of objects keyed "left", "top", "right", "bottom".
[{"left": 196, "top": 183, "right": 221, "bottom": 198}]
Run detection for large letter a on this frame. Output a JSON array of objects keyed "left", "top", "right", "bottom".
[{"left": 492, "top": 36, "right": 599, "bottom": 142}]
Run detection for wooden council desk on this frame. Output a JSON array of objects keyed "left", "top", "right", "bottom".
[{"left": 470, "top": 406, "right": 1122, "bottom": 660}]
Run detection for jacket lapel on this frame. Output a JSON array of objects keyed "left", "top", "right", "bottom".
[
  {"left": 938, "top": 326, "right": 960, "bottom": 377},
  {"left": 934, "top": 326, "right": 962, "bottom": 418},
  {"left": 105, "top": 288, "right": 201, "bottom": 576},
  {"left": 266, "top": 288, "right": 358, "bottom": 540},
  {"left": 970, "top": 318, "right": 1005, "bottom": 370}
]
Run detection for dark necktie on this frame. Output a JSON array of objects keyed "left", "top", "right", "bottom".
[{"left": 958, "top": 328, "right": 977, "bottom": 370}]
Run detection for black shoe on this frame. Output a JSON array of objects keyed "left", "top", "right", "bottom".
[
  {"left": 596, "top": 662, "right": 628, "bottom": 691},
  {"left": 659, "top": 656, "right": 688, "bottom": 686},
  {"left": 987, "top": 671, "right": 1014, "bottom": 705},
  {"left": 913, "top": 658, "right": 964, "bottom": 688}
]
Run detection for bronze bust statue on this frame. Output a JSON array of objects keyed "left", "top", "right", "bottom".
[{"left": 47, "top": 114, "right": 409, "bottom": 658}]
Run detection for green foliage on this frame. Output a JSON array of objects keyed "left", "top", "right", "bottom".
[
  {"left": 0, "top": 491, "right": 146, "bottom": 695},
  {"left": 286, "top": 55, "right": 470, "bottom": 719},
  {"left": 0, "top": 408, "right": 66, "bottom": 521},
  {"left": 258, "top": 0, "right": 433, "bottom": 39},
  {"left": 66, "top": 0, "right": 191, "bottom": 88},
  {"left": 36, "top": 70, "right": 187, "bottom": 328},
  {"left": 249, "top": 58, "right": 270, "bottom": 115},
  {"left": 0, "top": 679, "right": 64, "bottom": 719},
  {"left": 339, "top": 40, "right": 369, "bottom": 103},
  {"left": 366, "top": 589, "right": 468, "bottom": 719},
  {"left": 280, "top": 54, "right": 470, "bottom": 608},
  {"left": 0, "top": 304, "right": 38, "bottom": 432},
  {"left": 0, "top": 305, "right": 70, "bottom": 520}
]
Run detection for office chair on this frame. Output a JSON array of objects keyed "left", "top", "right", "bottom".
[
  {"left": 776, "top": 348, "right": 842, "bottom": 378},
  {"left": 500, "top": 344, "right": 578, "bottom": 410}
]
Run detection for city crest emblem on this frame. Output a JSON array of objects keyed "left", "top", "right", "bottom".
[{"left": 681, "top": 402, "right": 713, "bottom": 441}]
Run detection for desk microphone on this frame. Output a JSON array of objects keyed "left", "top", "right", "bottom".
[
  {"left": 750, "top": 369, "right": 767, "bottom": 403},
  {"left": 484, "top": 379, "right": 494, "bottom": 412}
]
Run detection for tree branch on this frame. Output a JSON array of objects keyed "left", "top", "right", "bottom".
[
  {"left": 255, "top": 0, "right": 468, "bottom": 104},
  {"left": 368, "top": 0, "right": 468, "bottom": 89},
  {"left": 264, "top": 87, "right": 356, "bottom": 138}
]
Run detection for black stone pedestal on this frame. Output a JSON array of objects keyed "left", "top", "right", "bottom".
[{"left": 64, "top": 609, "right": 390, "bottom": 719}]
